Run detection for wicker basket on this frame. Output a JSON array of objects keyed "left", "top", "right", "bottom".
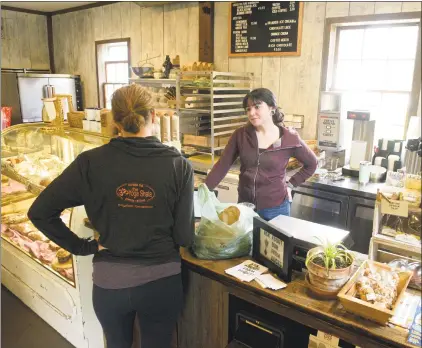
[{"left": 67, "top": 111, "right": 85, "bottom": 128}]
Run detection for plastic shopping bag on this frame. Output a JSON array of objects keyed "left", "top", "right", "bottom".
[{"left": 192, "top": 183, "right": 258, "bottom": 260}]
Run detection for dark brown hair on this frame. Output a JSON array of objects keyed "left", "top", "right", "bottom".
[
  {"left": 111, "top": 84, "right": 153, "bottom": 134},
  {"left": 242, "top": 88, "right": 284, "bottom": 125}
]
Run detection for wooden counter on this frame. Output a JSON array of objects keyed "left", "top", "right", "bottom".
[{"left": 178, "top": 248, "right": 418, "bottom": 348}]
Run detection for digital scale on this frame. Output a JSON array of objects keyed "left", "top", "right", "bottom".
[{"left": 252, "top": 215, "right": 352, "bottom": 282}]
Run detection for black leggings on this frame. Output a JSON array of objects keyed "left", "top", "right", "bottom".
[{"left": 93, "top": 274, "right": 183, "bottom": 348}]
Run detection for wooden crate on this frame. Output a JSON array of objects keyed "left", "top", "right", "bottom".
[{"left": 338, "top": 260, "right": 413, "bottom": 325}]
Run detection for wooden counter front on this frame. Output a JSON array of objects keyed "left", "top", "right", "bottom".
[{"left": 178, "top": 248, "right": 417, "bottom": 348}]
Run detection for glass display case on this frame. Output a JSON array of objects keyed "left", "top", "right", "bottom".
[{"left": 1, "top": 123, "right": 111, "bottom": 287}]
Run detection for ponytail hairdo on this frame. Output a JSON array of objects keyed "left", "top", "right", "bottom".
[
  {"left": 242, "top": 88, "right": 284, "bottom": 126},
  {"left": 111, "top": 84, "right": 154, "bottom": 134}
]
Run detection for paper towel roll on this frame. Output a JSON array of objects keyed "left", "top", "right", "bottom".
[
  {"left": 161, "top": 115, "right": 171, "bottom": 142},
  {"left": 350, "top": 141, "right": 367, "bottom": 169},
  {"left": 171, "top": 114, "right": 180, "bottom": 141}
]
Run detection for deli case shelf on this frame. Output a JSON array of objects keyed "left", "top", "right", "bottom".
[{"left": 1, "top": 122, "right": 109, "bottom": 348}]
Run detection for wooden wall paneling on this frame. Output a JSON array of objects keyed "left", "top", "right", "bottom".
[
  {"left": 198, "top": 1, "right": 214, "bottom": 63},
  {"left": 73, "top": 11, "right": 85, "bottom": 75},
  {"left": 140, "top": 7, "right": 153, "bottom": 67},
  {"left": 325, "top": 2, "right": 350, "bottom": 18},
  {"left": 78, "top": 9, "right": 92, "bottom": 107},
  {"left": 8, "top": 11, "right": 22, "bottom": 68},
  {"left": 26, "top": 14, "right": 38, "bottom": 68},
  {"left": 86, "top": 9, "right": 98, "bottom": 107},
  {"left": 298, "top": 1, "right": 326, "bottom": 140},
  {"left": 213, "top": 2, "right": 229, "bottom": 71},
  {"left": 401, "top": 2, "right": 422, "bottom": 12},
  {"left": 150, "top": 5, "right": 164, "bottom": 69},
  {"left": 102, "top": 4, "right": 117, "bottom": 40},
  {"left": 1, "top": 10, "right": 11, "bottom": 68},
  {"left": 112, "top": 2, "right": 123, "bottom": 39},
  {"left": 65, "top": 13, "right": 76, "bottom": 74},
  {"left": 245, "top": 57, "right": 262, "bottom": 89},
  {"left": 375, "top": 2, "right": 402, "bottom": 14},
  {"left": 278, "top": 2, "right": 326, "bottom": 140},
  {"left": 163, "top": 3, "right": 179, "bottom": 64},
  {"left": 120, "top": 2, "right": 132, "bottom": 41},
  {"left": 16, "top": 12, "right": 32, "bottom": 68},
  {"left": 187, "top": 2, "right": 200, "bottom": 64},
  {"left": 261, "top": 57, "right": 281, "bottom": 100},
  {"left": 129, "top": 2, "right": 142, "bottom": 75},
  {"left": 175, "top": 3, "right": 189, "bottom": 65},
  {"left": 92, "top": 6, "right": 104, "bottom": 41},
  {"left": 349, "top": 2, "right": 376, "bottom": 16},
  {"left": 178, "top": 269, "right": 228, "bottom": 348},
  {"left": 52, "top": 16, "right": 62, "bottom": 72},
  {"left": 37, "top": 15, "right": 50, "bottom": 70}
]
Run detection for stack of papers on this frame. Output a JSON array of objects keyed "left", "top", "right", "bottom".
[
  {"left": 225, "top": 260, "right": 268, "bottom": 282},
  {"left": 225, "top": 261, "right": 287, "bottom": 291},
  {"left": 255, "top": 274, "right": 287, "bottom": 290}
]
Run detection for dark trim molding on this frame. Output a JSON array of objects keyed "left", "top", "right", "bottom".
[
  {"left": 49, "top": 1, "right": 119, "bottom": 16},
  {"left": 1, "top": 2, "right": 119, "bottom": 17},
  {"left": 46, "top": 15, "right": 55, "bottom": 73},
  {"left": 0, "top": 5, "right": 46, "bottom": 16}
]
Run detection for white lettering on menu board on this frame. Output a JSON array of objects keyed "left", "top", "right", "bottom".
[{"left": 260, "top": 229, "right": 284, "bottom": 268}]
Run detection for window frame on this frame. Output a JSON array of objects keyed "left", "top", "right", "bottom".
[
  {"left": 95, "top": 38, "right": 131, "bottom": 109},
  {"left": 332, "top": 22, "right": 419, "bottom": 92},
  {"left": 320, "top": 12, "right": 421, "bottom": 140}
]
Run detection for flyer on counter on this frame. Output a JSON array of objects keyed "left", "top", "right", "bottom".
[
  {"left": 407, "top": 300, "right": 421, "bottom": 347},
  {"left": 225, "top": 260, "right": 268, "bottom": 282}
]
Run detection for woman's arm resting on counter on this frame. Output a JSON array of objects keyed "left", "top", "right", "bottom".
[
  {"left": 205, "top": 130, "right": 240, "bottom": 190},
  {"left": 289, "top": 138, "right": 318, "bottom": 187},
  {"left": 27, "top": 155, "right": 98, "bottom": 255}
]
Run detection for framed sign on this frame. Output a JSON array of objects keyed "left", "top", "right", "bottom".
[
  {"left": 252, "top": 216, "right": 294, "bottom": 282},
  {"left": 229, "top": 1, "right": 304, "bottom": 57}
]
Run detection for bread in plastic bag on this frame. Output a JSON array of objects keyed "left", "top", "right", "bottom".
[{"left": 192, "top": 183, "right": 258, "bottom": 259}]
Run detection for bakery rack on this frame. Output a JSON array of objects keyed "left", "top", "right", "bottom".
[
  {"left": 130, "top": 72, "right": 253, "bottom": 167},
  {"left": 178, "top": 71, "right": 253, "bottom": 166}
]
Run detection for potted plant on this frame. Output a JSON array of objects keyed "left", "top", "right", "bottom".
[{"left": 305, "top": 240, "right": 355, "bottom": 299}]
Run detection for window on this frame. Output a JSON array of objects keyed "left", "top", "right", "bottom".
[
  {"left": 96, "top": 39, "right": 130, "bottom": 109},
  {"left": 326, "top": 21, "right": 420, "bottom": 141}
]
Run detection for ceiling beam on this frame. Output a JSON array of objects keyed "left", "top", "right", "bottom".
[{"left": 0, "top": 5, "right": 47, "bottom": 16}]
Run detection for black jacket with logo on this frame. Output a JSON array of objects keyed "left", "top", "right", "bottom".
[{"left": 28, "top": 137, "right": 194, "bottom": 265}]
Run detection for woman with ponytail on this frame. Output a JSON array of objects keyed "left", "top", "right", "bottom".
[{"left": 205, "top": 88, "right": 317, "bottom": 220}]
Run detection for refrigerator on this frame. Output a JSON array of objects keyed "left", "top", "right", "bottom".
[{"left": 1, "top": 72, "right": 83, "bottom": 125}]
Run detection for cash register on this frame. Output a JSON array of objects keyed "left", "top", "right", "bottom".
[{"left": 252, "top": 215, "right": 353, "bottom": 282}]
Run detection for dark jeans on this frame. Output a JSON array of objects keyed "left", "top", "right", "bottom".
[
  {"left": 257, "top": 199, "right": 291, "bottom": 221},
  {"left": 93, "top": 274, "right": 183, "bottom": 348}
]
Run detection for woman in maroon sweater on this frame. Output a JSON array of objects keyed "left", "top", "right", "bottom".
[{"left": 205, "top": 88, "right": 318, "bottom": 221}]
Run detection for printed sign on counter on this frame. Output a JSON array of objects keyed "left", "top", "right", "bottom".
[
  {"left": 407, "top": 301, "right": 421, "bottom": 347},
  {"left": 381, "top": 199, "right": 409, "bottom": 218},
  {"left": 260, "top": 229, "right": 284, "bottom": 269}
]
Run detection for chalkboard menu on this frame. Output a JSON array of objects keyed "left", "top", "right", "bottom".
[{"left": 229, "top": 2, "right": 303, "bottom": 57}]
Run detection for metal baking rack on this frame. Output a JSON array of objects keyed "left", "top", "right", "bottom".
[{"left": 178, "top": 71, "right": 253, "bottom": 164}]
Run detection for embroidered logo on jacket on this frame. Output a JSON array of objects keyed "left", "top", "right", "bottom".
[{"left": 116, "top": 183, "right": 155, "bottom": 204}]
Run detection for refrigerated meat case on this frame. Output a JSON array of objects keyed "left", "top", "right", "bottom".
[{"left": 1, "top": 123, "right": 109, "bottom": 348}]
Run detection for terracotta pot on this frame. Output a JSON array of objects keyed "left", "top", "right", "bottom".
[{"left": 306, "top": 247, "right": 354, "bottom": 297}]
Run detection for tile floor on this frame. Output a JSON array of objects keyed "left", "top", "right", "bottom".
[{"left": 1, "top": 286, "right": 74, "bottom": 348}]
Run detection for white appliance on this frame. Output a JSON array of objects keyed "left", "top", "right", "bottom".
[{"left": 1, "top": 72, "right": 82, "bottom": 124}]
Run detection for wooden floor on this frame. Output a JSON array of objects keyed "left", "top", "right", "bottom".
[{"left": 1, "top": 286, "right": 74, "bottom": 348}]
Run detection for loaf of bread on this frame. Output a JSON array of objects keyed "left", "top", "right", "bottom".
[
  {"left": 56, "top": 248, "right": 72, "bottom": 263},
  {"left": 218, "top": 206, "right": 241, "bottom": 225},
  {"left": 28, "top": 231, "right": 49, "bottom": 242}
]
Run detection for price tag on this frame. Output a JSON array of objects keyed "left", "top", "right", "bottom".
[
  {"left": 381, "top": 199, "right": 409, "bottom": 217},
  {"left": 316, "top": 331, "right": 340, "bottom": 346}
]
